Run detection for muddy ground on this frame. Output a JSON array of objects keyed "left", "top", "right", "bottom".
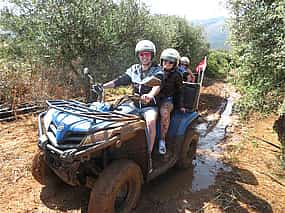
[{"left": 0, "top": 79, "right": 284, "bottom": 212}]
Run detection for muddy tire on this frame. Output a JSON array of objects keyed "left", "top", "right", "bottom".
[
  {"left": 177, "top": 127, "right": 199, "bottom": 169},
  {"left": 31, "top": 151, "right": 56, "bottom": 185},
  {"left": 88, "top": 160, "right": 143, "bottom": 213}
]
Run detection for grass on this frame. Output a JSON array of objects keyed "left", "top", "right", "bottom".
[{"left": 251, "top": 139, "right": 258, "bottom": 148}]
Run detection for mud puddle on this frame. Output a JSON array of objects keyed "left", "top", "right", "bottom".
[
  {"left": 192, "top": 97, "right": 234, "bottom": 191},
  {"left": 138, "top": 97, "right": 235, "bottom": 209}
]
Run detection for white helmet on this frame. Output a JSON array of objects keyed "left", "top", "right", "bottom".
[
  {"left": 180, "top": 56, "right": 190, "bottom": 65},
  {"left": 135, "top": 40, "right": 156, "bottom": 59},
  {"left": 160, "top": 48, "right": 181, "bottom": 66}
]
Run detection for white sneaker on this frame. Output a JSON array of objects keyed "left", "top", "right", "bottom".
[{"left": 159, "top": 139, "right": 166, "bottom": 155}]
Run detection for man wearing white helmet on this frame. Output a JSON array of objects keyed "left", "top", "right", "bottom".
[
  {"left": 158, "top": 48, "right": 186, "bottom": 155},
  {"left": 103, "top": 40, "right": 164, "bottom": 157},
  {"left": 179, "top": 56, "right": 195, "bottom": 82}
]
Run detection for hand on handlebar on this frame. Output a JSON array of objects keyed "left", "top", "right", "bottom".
[{"left": 92, "top": 83, "right": 103, "bottom": 93}]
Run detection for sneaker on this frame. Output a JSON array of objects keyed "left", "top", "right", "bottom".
[{"left": 159, "top": 139, "right": 167, "bottom": 155}]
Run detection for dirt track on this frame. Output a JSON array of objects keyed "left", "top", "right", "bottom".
[{"left": 0, "top": 79, "right": 284, "bottom": 212}]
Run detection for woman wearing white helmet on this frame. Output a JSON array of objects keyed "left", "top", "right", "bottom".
[
  {"left": 103, "top": 40, "right": 163, "bottom": 161},
  {"left": 158, "top": 48, "right": 186, "bottom": 155},
  {"left": 179, "top": 56, "right": 195, "bottom": 82}
]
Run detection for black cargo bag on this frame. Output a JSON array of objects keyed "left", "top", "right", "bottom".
[{"left": 175, "top": 82, "right": 201, "bottom": 112}]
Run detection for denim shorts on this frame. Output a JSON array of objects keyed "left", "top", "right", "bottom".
[
  {"left": 131, "top": 105, "right": 158, "bottom": 119},
  {"left": 160, "top": 96, "right": 173, "bottom": 105}
]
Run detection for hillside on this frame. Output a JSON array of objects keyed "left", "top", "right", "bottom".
[{"left": 192, "top": 16, "right": 229, "bottom": 50}]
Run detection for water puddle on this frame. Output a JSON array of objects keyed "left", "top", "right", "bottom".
[
  {"left": 192, "top": 97, "right": 234, "bottom": 191},
  {"left": 140, "top": 97, "right": 235, "bottom": 203}
]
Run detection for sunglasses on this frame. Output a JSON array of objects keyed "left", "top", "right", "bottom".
[
  {"left": 181, "top": 63, "right": 188, "bottom": 66},
  {"left": 139, "top": 51, "right": 152, "bottom": 58},
  {"left": 163, "top": 60, "right": 174, "bottom": 65}
]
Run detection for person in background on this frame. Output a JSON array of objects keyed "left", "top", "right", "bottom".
[
  {"left": 158, "top": 48, "right": 186, "bottom": 155},
  {"left": 179, "top": 56, "right": 195, "bottom": 82},
  {"left": 103, "top": 40, "right": 164, "bottom": 158}
]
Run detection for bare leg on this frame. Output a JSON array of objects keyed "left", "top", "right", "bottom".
[
  {"left": 144, "top": 109, "right": 158, "bottom": 153},
  {"left": 160, "top": 102, "right": 174, "bottom": 141}
]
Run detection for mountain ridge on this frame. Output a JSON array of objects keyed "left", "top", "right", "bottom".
[{"left": 191, "top": 16, "right": 229, "bottom": 50}]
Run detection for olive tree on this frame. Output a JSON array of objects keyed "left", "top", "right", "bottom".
[{"left": 0, "top": 0, "right": 209, "bottom": 102}]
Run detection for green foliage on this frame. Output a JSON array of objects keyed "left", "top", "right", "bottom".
[
  {"left": 206, "top": 50, "right": 232, "bottom": 78},
  {"left": 229, "top": 0, "right": 285, "bottom": 163},
  {"left": 1, "top": 0, "right": 149, "bottom": 80},
  {"left": 0, "top": 0, "right": 209, "bottom": 85},
  {"left": 251, "top": 140, "right": 258, "bottom": 148},
  {"left": 228, "top": 0, "right": 285, "bottom": 115}
]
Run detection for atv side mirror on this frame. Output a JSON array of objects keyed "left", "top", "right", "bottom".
[
  {"left": 83, "top": 67, "right": 89, "bottom": 75},
  {"left": 83, "top": 67, "right": 94, "bottom": 82},
  {"left": 138, "top": 76, "right": 161, "bottom": 87},
  {"left": 82, "top": 67, "right": 98, "bottom": 102}
]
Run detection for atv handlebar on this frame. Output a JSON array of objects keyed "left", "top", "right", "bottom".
[{"left": 91, "top": 84, "right": 104, "bottom": 102}]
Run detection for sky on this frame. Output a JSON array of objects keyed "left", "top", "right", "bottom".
[{"left": 141, "top": 0, "right": 229, "bottom": 21}]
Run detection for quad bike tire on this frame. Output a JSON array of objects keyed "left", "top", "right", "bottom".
[
  {"left": 31, "top": 150, "right": 58, "bottom": 185},
  {"left": 88, "top": 159, "right": 143, "bottom": 213},
  {"left": 177, "top": 127, "right": 199, "bottom": 169}
]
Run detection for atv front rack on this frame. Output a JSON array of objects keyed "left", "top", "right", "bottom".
[{"left": 46, "top": 100, "right": 140, "bottom": 122}]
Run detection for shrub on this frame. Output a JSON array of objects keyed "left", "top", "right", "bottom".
[{"left": 206, "top": 50, "right": 232, "bottom": 78}]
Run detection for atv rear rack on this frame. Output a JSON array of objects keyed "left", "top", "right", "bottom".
[{"left": 46, "top": 100, "right": 140, "bottom": 122}]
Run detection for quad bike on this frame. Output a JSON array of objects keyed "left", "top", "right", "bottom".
[{"left": 32, "top": 67, "right": 204, "bottom": 213}]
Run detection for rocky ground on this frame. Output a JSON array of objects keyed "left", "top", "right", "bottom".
[{"left": 0, "top": 79, "right": 284, "bottom": 212}]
